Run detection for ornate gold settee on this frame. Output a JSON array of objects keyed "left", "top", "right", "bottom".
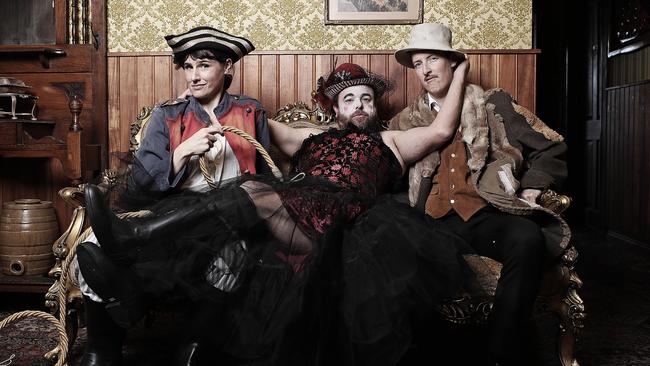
[{"left": 39, "top": 99, "right": 585, "bottom": 366}]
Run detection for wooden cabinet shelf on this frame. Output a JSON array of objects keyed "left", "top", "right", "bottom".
[
  {"left": 0, "top": 45, "right": 66, "bottom": 69},
  {"left": 0, "top": 273, "right": 54, "bottom": 293},
  {"left": 0, "top": 119, "right": 86, "bottom": 183}
]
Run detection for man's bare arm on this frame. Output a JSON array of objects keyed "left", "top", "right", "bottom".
[
  {"left": 268, "top": 119, "right": 323, "bottom": 157},
  {"left": 385, "top": 59, "right": 469, "bottom": 168}
]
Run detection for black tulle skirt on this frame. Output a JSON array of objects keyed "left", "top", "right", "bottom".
[{"left": 104, "top": 168, "right": 484, "bottom": 366}]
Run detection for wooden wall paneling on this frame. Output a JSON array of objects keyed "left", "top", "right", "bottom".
[
  {"left": 260, "top": 55, "right": 279, "bottom": 114},
  {"left": 516, "top": 54, "right": 536, "bottom": 112},
  {"left": 229, "top": 58, "right": 243, "bottom": 95},
  {"left": 351, "top": 54, "right": 370, "bottom": 69},
  {"left": 296, "top": 55, "right": 313, "bottom": 104},
  {"left": 637, "top": 84, "right": 650, "bottom": 243},
  {"left": 614, "top": 89, "right": 623, "bottom": 232},
  {"left": 116, "top": 57, "right": 137, "bottom": 169},
  {"left": 369, "top": 55, "right": 388, "bottom": 79},
  {"left": 333, "top": 54, "right": 352, "bottom": 66},
  {"left": 611, "top": 88, "right": 620, "bottom": 232},
  {"left": 243, "top": 54, "right": 261, "bottom": 100},
  {"left": 479, "top": 54, "right": 497, "bottom": 91},
  {"left": 622, "top": 87, "right": 630, "bottom": 235},
  {"left": 634, "top": 84, "right": 644, "bottom": 238},
  {"left": 498, "top": 54, "right": 518, "bottom": 97},
  {"left": 137, "top": 56, "right": 155, "bottom": 112},
  {"left": 625, "top": 85, "right": 640, "bottom": 238},
  {"left": 639, "top": 86, "right": 645, "bottom": 239},
  {"left": 369, "top": 55, "right": 390, "bottom": 117},
  {"left": 314, "top": 54, "right": 333, "bottom": 82},
  {"left": 467, "top": 54, "right": 481, "bottom": 86},
  {"left": 405, "top": 68, "right": 421, "bottom": 108},
  {"left": 313, "top": 54, "right": 334, "bottom": 107},
  {"left": 107, "top": 58, "right": 120, "bottom": 171},
  {"left": 387, "top": 55, "right": 407, "bottom": 118},
  {"left": 621, "top": 86, "right": 630, "bottom": 235},
  {"left": 625, "top": 85, "right": 634, "bottom": 236},
  {"left": 172, "top": 65, "right": 187, "bottom": 97},
  {"left": 610, "top": 88, "right": 620, "bottom": 232},
  {"left": 609, "top": 89, "right": 618, "bottom": 232},
  {"left": 153, "top": 56, "right": 173, "bottom": 104},
  {"left": 278, "top": 55, "right": 296, "bottom": 108},
  {"left": 626, "top": 86, "right": 635, "bottom": 237}
]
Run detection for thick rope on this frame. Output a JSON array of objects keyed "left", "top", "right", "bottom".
[
  {"left": 0, "top": 311, "right": 68, "bottom": 366},
  {"left": 199, "top": 126, "right": 283, "bottom": 190}
]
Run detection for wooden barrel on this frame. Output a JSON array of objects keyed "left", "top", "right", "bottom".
[{"left": 0, "top": 199, "right": 59, "bottom": 276}]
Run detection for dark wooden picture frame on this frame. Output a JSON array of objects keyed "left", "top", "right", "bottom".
[{"left": 325, "top": 0, "right": 424, "bottom": 25}]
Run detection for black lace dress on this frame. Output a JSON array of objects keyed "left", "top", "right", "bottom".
[{"left": 114, "top": 128, "right": 479, "bottom": 365}]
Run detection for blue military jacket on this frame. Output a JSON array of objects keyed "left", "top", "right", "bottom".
[{"left": 134, "top": 93, "right": 270, "bottom": 192}]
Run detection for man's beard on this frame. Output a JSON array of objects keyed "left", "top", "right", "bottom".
[{"left": 338, "top": 111, "right": 384, "bottom": 132}]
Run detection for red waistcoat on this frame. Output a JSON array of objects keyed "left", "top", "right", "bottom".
[{"left": 166, "top": 102, "right": 259, "bottom": 174}]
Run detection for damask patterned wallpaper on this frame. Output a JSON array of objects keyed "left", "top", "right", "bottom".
[{"left": 107, "top": 0, "right": 532, "bottom": 52}]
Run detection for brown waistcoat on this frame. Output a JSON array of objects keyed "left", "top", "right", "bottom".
[{"left": 425, "top": 130, "right": 486, "bottom": 221}]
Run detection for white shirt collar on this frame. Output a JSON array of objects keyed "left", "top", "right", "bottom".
[{"left": 427, "top": 93, "right": 441, "bottom": 112}]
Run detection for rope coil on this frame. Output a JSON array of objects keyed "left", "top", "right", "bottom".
[
  {"left": 0, "top": 310, "right": 68, "bottom": 366},
  {"left": 199, "top": 126, "right": 283, "bottom": 190}
]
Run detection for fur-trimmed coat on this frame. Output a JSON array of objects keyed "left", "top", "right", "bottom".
[{"left": 388, "top": 85, "right": 570, "bottom": 258}]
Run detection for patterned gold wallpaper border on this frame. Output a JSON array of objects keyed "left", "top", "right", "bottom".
[{"left": 108, "top": 0, "right": 532, "bottom": 52}]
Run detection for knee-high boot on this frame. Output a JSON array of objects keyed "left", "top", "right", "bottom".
[
  {"left": 84, "top": 183, "right": 258, "bottom": 265},
  {"left": 80, "top": 295, "right": 125, "bottom": 366},
  {"left": 77, "top": 242, "right": 147, "bottom": 328}
]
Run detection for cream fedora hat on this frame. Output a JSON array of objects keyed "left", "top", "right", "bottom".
[{"left": 394, "top": 23, "right": 465, "bottom": 68}]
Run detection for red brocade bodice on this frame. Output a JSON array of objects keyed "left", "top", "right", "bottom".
[
  {"left": 293, "top": 128, "right": 402, "bottom": 197},
  {"left": 279, "top": 128, "right": 402, "bottom": 237}
]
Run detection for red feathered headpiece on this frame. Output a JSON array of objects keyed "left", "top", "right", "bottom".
[{"left": 314, "top": 63, "right": 392, "bottom": 111}]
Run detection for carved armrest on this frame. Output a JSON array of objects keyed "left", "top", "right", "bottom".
[
  {"left": 130, "top": 106, "right": 154, "bottom": 153},
  {"left": 539, "top": 189, "right": 571, "bottom": 214},
  {"left": 273, "top": 100, "right": 337, "bottom": 129}
]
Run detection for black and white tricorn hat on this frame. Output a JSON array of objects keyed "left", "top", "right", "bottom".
[{"left": 164, "top": 26, "right": 255, "bottom": 63}]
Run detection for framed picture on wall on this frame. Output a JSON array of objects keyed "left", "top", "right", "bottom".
[{"left": 325, "top": 0, "right": 424, "bottom": 25}]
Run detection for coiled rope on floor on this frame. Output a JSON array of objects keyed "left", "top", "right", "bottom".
[{"left": 0, "top": 310, "right": 68, "bottom": 366}]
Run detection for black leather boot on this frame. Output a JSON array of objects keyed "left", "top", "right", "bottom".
[
  {"left": 80, "top": 295, "right": 125, "bottom": 366},
  {"left": 84, "top": 184, "right": 257, "bottom": 265},
  {"left": 77, "top": 242, "right": 146, "bottom": 328}
]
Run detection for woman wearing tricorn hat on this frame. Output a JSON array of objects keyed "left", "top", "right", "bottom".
[
  {"left": 79, "top": 54, "right": 481, "bottom": 364},
  {"left": 74, "top": 26, "right": 270, "bottom": 366}
]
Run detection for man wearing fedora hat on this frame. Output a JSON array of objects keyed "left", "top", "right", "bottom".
[
  {"left": 389, "top": 23, "right": 570, "bottom": 364},
  {"left": 74, "top": 25, "right": 271, "bottom": 366}
]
